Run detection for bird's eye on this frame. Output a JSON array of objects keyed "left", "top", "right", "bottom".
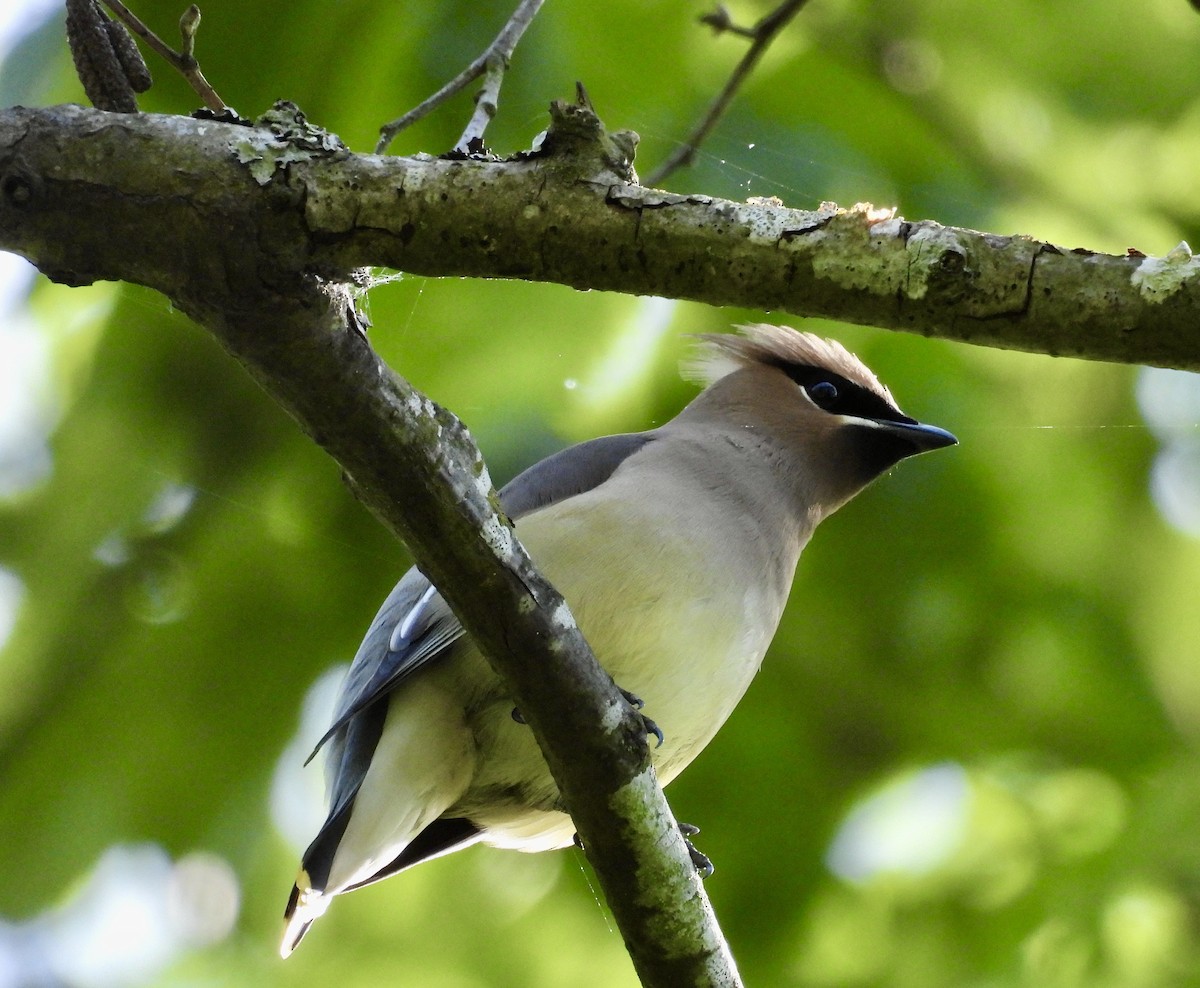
[{"left": 807, "top": 380, "right": 839, "bottom": 408}]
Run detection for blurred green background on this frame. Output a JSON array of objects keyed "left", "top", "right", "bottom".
[{"left": 1, "top": 1, "right": 1199, "bottom": 986}]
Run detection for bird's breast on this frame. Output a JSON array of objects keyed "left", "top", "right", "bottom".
[
  {"left": 449, "top": 467, "right": 801, "bottom": 846},
  {"left": 514, "top": 484, "right": 794, "bottom": 781}
]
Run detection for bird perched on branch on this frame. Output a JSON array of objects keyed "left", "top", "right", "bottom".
[{"left": 280, "top": 323, "right": 956, "bottom": 955}]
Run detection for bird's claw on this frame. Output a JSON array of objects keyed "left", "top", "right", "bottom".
[
  {"left": 679, "top": 822, "right": 714, "bottom": 878},
  {"left": 641, "top": 715, "right": 665, "bottom": 748},
  {"left": 516, "top": 690, "right": 663, "bottom": 749},
  {"left": 574, "top": 823, "right": 712, "bottom": 878},
  {"left": 619, "top": 688, "right": 664, "bottom": 748},
  {"left": 620, "top": 689, "right": 646, "bottom": 711}
]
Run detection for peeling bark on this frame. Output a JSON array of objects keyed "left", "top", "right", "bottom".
[
  {"left": 1, "top": 93, "right": 1196, "bottom": 987},
  {"left": 2, "top": 102, "right": 1194, "bottom": 370},
  {"left": 0, "top": 97, "right": 745, "bottom": 988}
]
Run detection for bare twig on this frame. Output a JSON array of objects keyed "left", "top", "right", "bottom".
[
  {"left": 454, "top": 52, "right": 507, "bottom": 154},
  {"left": 99, "top": 1, "right": 228, "bottom": 112},
  {"left": 646, "top": 0, "right": 811, "bottom": 187},
  {"left": 376, "top": 0, "right": 546, "bottom": 154},
  {"left": 0, "top": 100, "right": 747, "bottom": 986},
  {"left": 699, "top": 4, "right": 756, "bottom": 39}
]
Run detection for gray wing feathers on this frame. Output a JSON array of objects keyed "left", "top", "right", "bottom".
[
  {"left": 499, "top": 431, "right": 655, "bottom": 518},
  {"left": 310, "top": 430, "right": 655, "bottom": 765},
  {"left": 306, "top": 569, "right": 465, "bottom": 764},
  {"left": 300, "top": 429, "right": 656, "bottom": 898}
]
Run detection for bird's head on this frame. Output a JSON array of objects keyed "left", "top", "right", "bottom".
[{"left": 682, "top": 323, "right": 957, "bottom": 512}]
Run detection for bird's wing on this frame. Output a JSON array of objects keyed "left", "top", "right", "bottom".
[
  {"left": 307, "top": 430, "right": 657, "bottom": 765},
  {"left": 287, "top": 428, "right": 662, "bottom": 947},
  {"left": 499, "top": 431, "right": 654, "bottom": 518},
  {"left": 306, "top": 568, "right": 465, "bottom": 764}
]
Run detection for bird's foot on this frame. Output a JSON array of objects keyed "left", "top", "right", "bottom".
[
  {"left": 573, "top": 823, "right": 712, "bottom": 878},
  {"left": 516, "top": 689, "right": 664, "bottom": 748},
  {"left": 679, "top": 822, "right": 714, "bottom": 878},
  {"left": 619, "top": 688, "right": 664, "bottom": 748}
]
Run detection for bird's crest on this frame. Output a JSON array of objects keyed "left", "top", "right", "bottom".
[{"left": 683, "top": 324, "right": 896, "bottom": 407}]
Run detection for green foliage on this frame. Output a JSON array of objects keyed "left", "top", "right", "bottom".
[{"left": 1, "top": 1, "right": 1199, "bottom": 986}]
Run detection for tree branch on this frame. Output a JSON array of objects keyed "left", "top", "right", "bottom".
[
  {"left": 97, "top": 1, "right": 228, "bottom": 113},
  {"left": 0, "top": 98, "right": 741, "bottom": 988},
  {"left": 3, "top": 102, "right": 1195, "bottom": 371},
  {"left": 4, "top": 86, "right": 1196, "bottom": 985},
  {"left": 646, "top": 0, "right": 812, "bottom": 187},
  {"left": 376, "top": 0, "right": 545, "bottom": 154}
]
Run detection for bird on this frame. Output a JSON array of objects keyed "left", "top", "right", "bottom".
[{"left": 280, "top": 323, "right": 956, "bottom": 956}]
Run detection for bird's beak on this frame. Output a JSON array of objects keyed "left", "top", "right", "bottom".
[{"left": 874, "top": 419, "right": 959, "bottom": 457}]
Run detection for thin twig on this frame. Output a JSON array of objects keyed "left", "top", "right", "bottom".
[
  {"left": 645, "top": 0, "right": 811, "bottom": 187},
  {"left": 376, "top": 0, "right": 546, "bottom": 154},
  {"left": 100, "top": 1, "right": 228, "bottom": 112},
  {"left": 699, "top": 4, "right": 756, "bottom": 39},
  {"left": 454, "top": 52, "right": 506, "bottom": 154}
]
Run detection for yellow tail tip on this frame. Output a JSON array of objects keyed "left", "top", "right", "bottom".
[{"left": 280, "top": 874, "right": 330, "bottom": 958}]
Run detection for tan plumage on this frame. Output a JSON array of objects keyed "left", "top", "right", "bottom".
[
  {"left": 280, "top": 325, "right": 956, "bottom": 955},
  {"left": 685, "top": 322, "right": 894, "bottom": 402}
]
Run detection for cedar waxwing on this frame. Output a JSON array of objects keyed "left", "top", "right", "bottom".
[{"left": 280, "top": 324, "right": 956, "bottom": 955}]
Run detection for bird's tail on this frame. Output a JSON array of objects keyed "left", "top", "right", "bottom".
[{"left": 280, "top": 871, "right": 331, "bottom": 958}]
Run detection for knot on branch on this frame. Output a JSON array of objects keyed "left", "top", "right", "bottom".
[
  {"left": 903, "top": 223, "right": 974, "bottom": 303},
  {"left": 526, "top": 85, "right": 640, "bottom": 184},
  {"left": 1, "top": 170, "right": 35, "bottom": 210}
]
